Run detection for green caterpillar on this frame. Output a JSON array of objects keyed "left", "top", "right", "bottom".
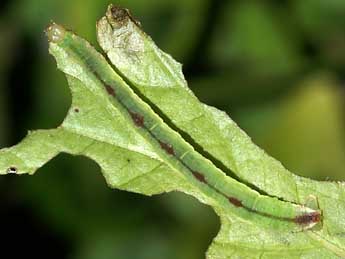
[{"left": 46, "top": 11, "right": 321, "bottom": 231}]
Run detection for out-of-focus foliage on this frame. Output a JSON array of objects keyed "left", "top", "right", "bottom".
[
  {"left": 0, "top": 22, "right": 15, "bottom": 146},
  {"left": 1, "top": 0, "right": 345, "bottom": 258},
  {"left": 237, "top": 75, "right": 345, "bottom": 181},
  {"left": 210, "top": 2, "right": 302, "bottom": 78}
]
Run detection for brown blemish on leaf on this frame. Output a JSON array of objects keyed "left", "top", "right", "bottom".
[
  {"left": 158, "top": 141, "right": 175, "bottom": 156},
  {"left": 74, "top": 108, "right": 79, "bottom": 113}
]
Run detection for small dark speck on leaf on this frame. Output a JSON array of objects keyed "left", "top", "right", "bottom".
[
  {"left": 7, "top": 167, "right": 18, "bottom": 174},
  {"left": 74, "top": 108, "right": 79, "bottom": 113}
]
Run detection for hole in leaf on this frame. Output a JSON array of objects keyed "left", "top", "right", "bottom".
[{"left": 7, "top": 167, "right": 17, "bottom": 174}]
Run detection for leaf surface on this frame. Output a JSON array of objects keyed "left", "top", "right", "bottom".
[{"left": 0, "top": 5, "right": 344, "bottom": 258}]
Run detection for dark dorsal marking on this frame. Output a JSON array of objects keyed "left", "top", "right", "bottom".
[
  {"left": 105, "top": 84, "right": 116, "bottom": 97},
  {"left": 294, "top": 212, "right": 321, "bottom": 225},
  {"left": 228, "top": 197, "right": 243, "bottom": 207},
  {"left": 158, "top": 141, "right": 175, "bottom": 155},
  {"left": 129, "top": 111, "right": 144, "bottom": 127},
  {"left": 192, "top": 171, "right": 207, "bottom": 183}
]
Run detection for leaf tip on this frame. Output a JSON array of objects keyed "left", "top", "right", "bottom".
[{"left": 106, "top": 4, "right": 141, "bottom": 28}]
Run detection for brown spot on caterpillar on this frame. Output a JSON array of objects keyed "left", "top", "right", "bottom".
[
  {"left": 158, "top": 141, "right": 175, "bottom": 156},
  {"left": 105, "top": 85, "right": 116, "bottom": 97},
  {"left": 129, "top": 111, "right": 144, "bottom": 127},
  {"left": 192, "top": 171, "right": 206, "bottom": 183},
  {"left": 7, "top": 167, "right": 17, "bottom": 174},
  {"left": 294, "top": 212, "right": 321, "bottom": 225},
  {"left": 228, "top": 197, "right": 243, "bottom": 207},
  {"left": 74, "top": 108, "right": 79, "bottom": 113}
]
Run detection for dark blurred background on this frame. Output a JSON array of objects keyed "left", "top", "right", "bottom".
[{"left": 1, "top": 0, "right": 345, "bottom": 258}]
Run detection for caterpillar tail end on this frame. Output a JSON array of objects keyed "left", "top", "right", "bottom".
[{"left": 295, "top": 210, "right": 322, "bottom": 230}]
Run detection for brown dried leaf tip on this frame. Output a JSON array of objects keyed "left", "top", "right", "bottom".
[{"left": 107, "top": 4, "right": 141, "bottom": 27}]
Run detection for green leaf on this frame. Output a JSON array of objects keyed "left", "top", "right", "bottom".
[{"left": 1, "top": 4, "right": 345, "bottom": 258}]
